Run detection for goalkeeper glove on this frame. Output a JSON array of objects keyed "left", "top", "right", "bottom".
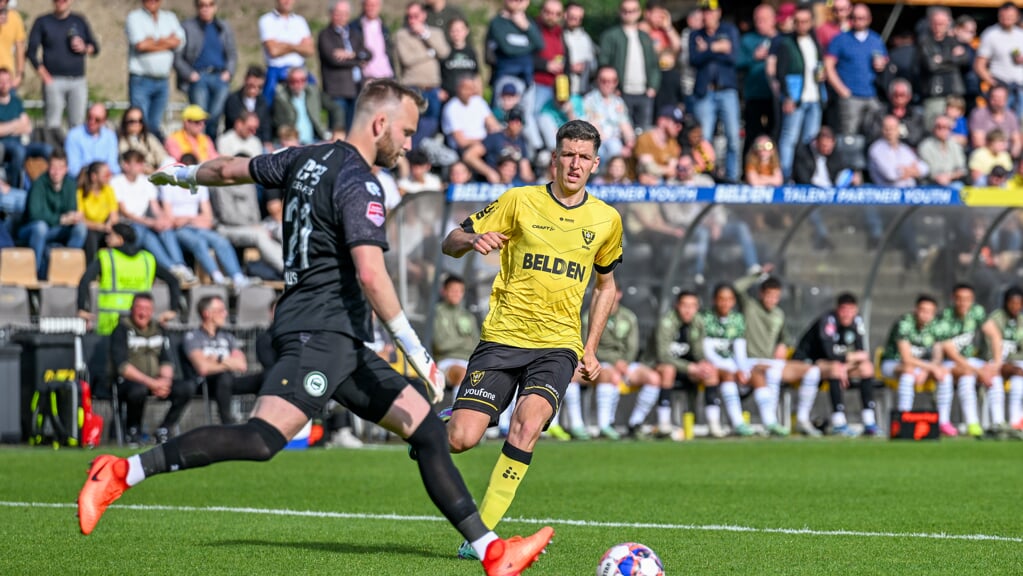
[
  {"left": 386, "top": 313, "right": 446, "bottom": 403},
  {"left": 150, "top": 163, "right": 199, "bottom": 194}
]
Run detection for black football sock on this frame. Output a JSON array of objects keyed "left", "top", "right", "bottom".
[
  {"left": 139, "top": 418, "right": 286, "bottom": 477},
  {"left": 406, "top": 413, "right": 487, "bottom": 541}
]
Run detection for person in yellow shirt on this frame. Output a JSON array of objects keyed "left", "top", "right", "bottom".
[
  {"left": 0, "top": 1, "right": 26, "bottom": 89},
  {"left": 437, "top": 119, "right": 624, "bottom": 560},
  {"left": 77, "top": 160, "right": 119, "bottom": 262}
]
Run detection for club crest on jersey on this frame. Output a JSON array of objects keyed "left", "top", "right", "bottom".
[
  {"left": 582, "top": 229, "right": 595, "bottom": 245},
  {"left": 365, "top": 181, "right": 381, "bottom": 197},
  {"left": 470, "top": 370, "right": 485, "bottom": 385},
  {"left": 366, "top": 201, "right": 385, "bottom": 227},
  {"left": 303, "top": 371, "right": 327, "bottom": 397}
]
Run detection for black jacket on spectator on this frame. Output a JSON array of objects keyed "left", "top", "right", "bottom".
[
  {"left": 770, "top": 32, "right": 822, "bottom": 103},
  {"left": 918, "top": 33, "right": 968, "bottom": 100},
  {"left": 862, "top": 105, "right": 927, "bottom": 149},
  {"left": 792, "top": 142, "right": 844, "bottom": 186},
  {"left": 318, "top": 25, "right": 367, "bottom": 100},
  {"left": 224, "top": 89, "right": 272, "bottom": 144}
]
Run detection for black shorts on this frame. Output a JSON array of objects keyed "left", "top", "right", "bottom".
[
  {"left": 260, "top": 331, "right": 409, "bottom": 422},
  {"left": 453, "top": 341, "right": 577, "bottom": 427},
  {"left": 672, "top": 372, "right": 699, "bottom": 391}
]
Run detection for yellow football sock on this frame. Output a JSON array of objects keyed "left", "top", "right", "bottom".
[{"left": 479, "top": 442, "right": 532, "bottom": 529}]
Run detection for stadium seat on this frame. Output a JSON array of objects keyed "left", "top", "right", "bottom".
[
  {"left": 46, "top": 248, "right": 86, "bottom": 287},
  {"left": 0, "top": 248, "right": 40, "bottom": 288},
  {"left": 0, "top": 285, "right": 31, "bottom": 326},
  {"left": 186, "top": 285, "right": 228, "bottom": 326},
  {"left": 39, "top": 285, "right": 78, "bottom": 318},
  {"left": 233, "top": 285, "right": 276, "bottom": 329},
  {"left": 171, "top": 332, "right": 214, "bottom": 428},
  {"left": 151, "top": 281, "right": 172, "bottom": 318}
]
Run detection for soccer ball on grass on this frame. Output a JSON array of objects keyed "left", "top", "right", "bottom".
[{"left": 597, "top": 542, "right": 665, "bottom": 575}]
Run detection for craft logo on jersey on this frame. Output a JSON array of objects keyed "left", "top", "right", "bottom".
[
  {"left": 303, "top": 371, "right": 328, "bottom": 397},
  {"left": 470, "top": 370, "right": 485, "bottom": 385},
  {"left": 582, "top": 229, "right": 595, "bottom": 245},
  {"left": 366, "top": 201, "right": 385, "bottom": 227},
  {"left": 365, "top": 181, "right": 381, "bottom": 197}
]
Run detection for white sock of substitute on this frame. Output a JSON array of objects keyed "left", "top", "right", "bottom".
[
  {"left": 720, "top": 381, "right": 744, "bottom": 426},
  {"left": 125, "top": 455, "right": 146, "bottom": 487},
  {"left": 628, "top": 384, "right": 660, "bottom": 428},
  {"left": 705, "top": 404, "right": 722, "bottom": 429},
  {"left": 564, "top": 383, "right": 583, "bottom": 429},
  {"left": 1009, "top": 375, "right": 1023, "bottom": 425},
  {"left": 861, "top": 408, "right": 877, "bottom": 427},
  {"left": 957, "top": 375, "right": 979, "bottom": 425},
  {"left": 897, "top": 372, "right": 916, "bottom": 412},
  {"left": 936, "top": 374, "right": 954, "bottom": 424},
  {"left": 656, "top": 403, "right": 673, "bottom": 431},
  {"left": 831, "top": 411, "right": 847, "bottom": 427},
  {"left": 989, "top": 377, "right": 1006, "bottom": 426},
  {"left": 472, "top": 532, "right": 500, "bottom": 559},
  {"left": 766, "top": 365, "right": 783, "bottom": 416},
  {"left": 754, "top": 387, "right": 777, "bottom": 427},
  {"left": 797, "top": 366, "right": 820, "bottom": 423},
  {"left": 596, "top": 383, "right": 619, "bottom": 429}
]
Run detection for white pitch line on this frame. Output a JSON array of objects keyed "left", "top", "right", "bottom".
[{"left": 2, "top": 501, "right": 1020, "bottom": 543}]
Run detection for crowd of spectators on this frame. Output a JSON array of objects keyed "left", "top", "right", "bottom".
[{"left": 3, "top": 0, "right": 1023, "bottom": 286}]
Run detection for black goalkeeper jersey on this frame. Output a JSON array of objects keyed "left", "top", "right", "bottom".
[
  {"left": 249, "top": 141, "right": 388, "bottom": 342},
  {"left": 794, "top": 311, "right": 866, "bottom": 362}
]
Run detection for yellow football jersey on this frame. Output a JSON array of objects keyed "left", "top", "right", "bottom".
[{"left": 461, "top": 184, "right": 624, "bottom": 357}]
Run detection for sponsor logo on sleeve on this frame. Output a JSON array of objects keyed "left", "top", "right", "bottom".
[
  {"left": 365, "top": 182, "right": 381, "bottom": 197},
  {"left": 366, "top": 201, "right": 386, "bottom": 226}
]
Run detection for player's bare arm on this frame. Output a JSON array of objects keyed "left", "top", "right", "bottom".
[
  {"left": 442, "top": 228, "right": 508, "bottom": 258},
  {"left": 580, "top": 271, "right": 617, "bottom": 382},
  {"left": 352, "top": 244, "right": 446, "bottom": 403}
]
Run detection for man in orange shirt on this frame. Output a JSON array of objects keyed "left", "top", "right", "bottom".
[{"left": 165, "top": 105, "right": 220, "bottom": 162}]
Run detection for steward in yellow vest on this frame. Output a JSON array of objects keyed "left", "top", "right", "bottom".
[{"left": 77, "top": 223, "right": 184, "bottom": 335}]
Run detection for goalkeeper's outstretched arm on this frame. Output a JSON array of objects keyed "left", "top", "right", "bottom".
[{"left": 151, "top": 156, "right": 254, "bottom": 188}]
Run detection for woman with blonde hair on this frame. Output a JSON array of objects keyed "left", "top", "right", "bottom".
[{"left": 744, "top": 135, "right": 783, "bottom": 186}]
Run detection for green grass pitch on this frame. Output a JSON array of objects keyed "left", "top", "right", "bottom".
[{"left": 1, "top": 438, "right": 1021, "bottom": 575}]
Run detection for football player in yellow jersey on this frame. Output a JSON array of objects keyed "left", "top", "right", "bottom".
[{"left": 440, "top": 120, "right": 624, "bottom": 559}]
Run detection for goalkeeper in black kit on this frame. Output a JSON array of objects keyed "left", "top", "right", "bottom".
[{"left": 792, "top": 292, "right": 881, "bottom": 437}]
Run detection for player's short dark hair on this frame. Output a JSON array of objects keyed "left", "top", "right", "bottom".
[
  {"left": 712, "top": 282, "right": 736, "bottom": 299},
  {"left": 952, "top": 282, "right": 974, "bottom": 294},
  {"left": 1004, "top": 285, "right": 1023, "bottom": 307},
  {"left": 197, "top": 295, "right": 224, "bottom": 318},
  {"left": 760, "top": 277, "right": 782, "bottom": 292},
  {"left": 836, "top": 292, "right": 858, "bottom": 307},
  {"left": 555, "top": 119, "right": 601, "bottom": 157},
  {"left": 676, "top": 289, "right": 698, "bottom": 304},
  {"left": 354, "top": 78, "right": 428, "bottom": 121},
  {"left": 916, "top": 294, "right": 938, "bottom": 307},
  {"left": 443, "top": 274, "right": 465, "bottom": 288},
  {"left": 49, "top": 148, "right": 67, "bottom": 162}
]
